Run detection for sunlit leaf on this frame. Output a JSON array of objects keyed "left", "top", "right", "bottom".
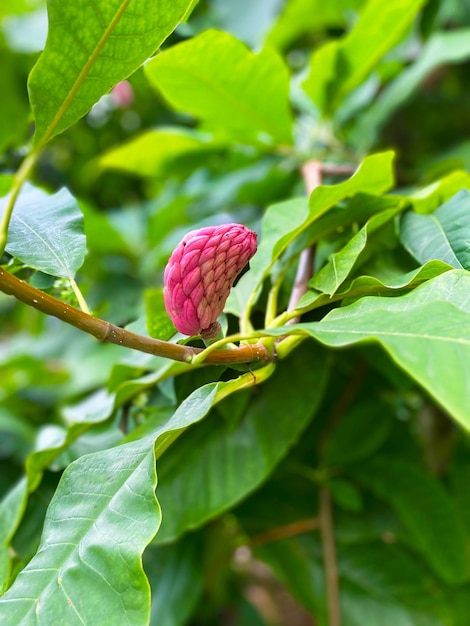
[
  {"left": 145, "top": 29, "right": 293, "bottom": 146},
  {"left": 29, "top": 0, "right": 194, "bottom": 145}
]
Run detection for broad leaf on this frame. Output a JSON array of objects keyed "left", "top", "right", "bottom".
[
  {"left": 154, "top": 344, "right": 329, "bottom": 543},
  {"left": 227, "top": 151, "right": 395, "bottom": 315},
  {"left": 303, "top": 0, "right": 426, "bottom": 114},
  {"left": 29, "top": 0, "right": 194, "bottom": 145},
  {"left": 354, "top": 457, "right": 468, "bottom": 584},
  {"left": 0, "top": 437, "right": 160, "bottom": 625},
  {"left": 0, "top": 184, "right": 85, "bottom": 279},
  {"left": 99, "top": 128, "right": 221, "bottom": 178},
  {"left": 400, "top": 190, "right": 470, "bottom": 270},
  {"left": 311, "top": 205, "right": 402, "bottom": 295},
  {"left": 266, "top": 0, "right": 364, "bottom": 50},
  {"left": 145, "top": 29, "right": 293, "bottom": 146},
  {"left": 266, "top": 270, "right": 470, "bottom": 429},
  {"left": 296, "top": 259, "right": 452, "bottom": 313}
]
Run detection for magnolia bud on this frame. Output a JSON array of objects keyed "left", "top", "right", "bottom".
[{"left": 164, "top": 223, "right": 257, "bottom": 336}]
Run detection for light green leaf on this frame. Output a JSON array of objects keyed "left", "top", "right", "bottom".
[
  {"left": 227, "top": 151, "right": 395, "bottom": 315},
  {"left": 406, "top": 170, "right": 470, "bottom": 214},
  {"left": 99, "top": 128, "right": 221, "bottom": 178},
  {"left": 354, "top": 457, "right": 468, "bottom": 584},
  {"left": 29, "top": 0, "right": 194, "bottom": 145},
  {"left": 311, "top": 205, "right": 402, "bottom": 295},
  {"left": 267, "top": 270, "right": 470, "bottom": 429},
  {"left": 0, "top": 184, "right": 85, "bottom": 279},
  {"left": 303, "top": 0, "right": 426, "bottom": 114},
  {"left": 145, "top": 288, "right": 176, "bottom": 341},
  {"left": 266, "top": 0, "right": 364, "bottom": 50},
  {"left": 154, "top": 344, "right": 329, "bottom": 543},
  {"left": 144, "top": 29, "right": 293, "bottom": 146},
  {"left": 352, "top": 29, "right": 470, "bottom": 151},
  {"left": 297, "top": 260, "right": 452, "bottom": 313},
  {"left": 0, "top": 437, "right": 159, "bottom": 625},
  {"left": 400, "top": 190, "right": 470, "bottom": 270}
]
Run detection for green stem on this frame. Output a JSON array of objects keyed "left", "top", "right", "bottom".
[
  {"left": 191, "top": 331, "right": 266, "bottom": 366},
  {"left": 70, "top": 277, "right": 91, "bottom": 315},
  {"left": 264, "top": 274, "right": 283, "bottom": 327},
  {"left": 0, "top": 152, "right": 39, "bottom": 257}
]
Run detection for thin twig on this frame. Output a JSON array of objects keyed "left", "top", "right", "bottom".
[
  {"left": 286, "top": 161, "right": 322, "bottom": 324},
  {"left": 0, "top": 267, "right": 271, "bottom": 366},
  {"left": 320, "top": 487, "right": 341, "bottom": 626},
  {"left": 250, "top": 517, "right": 320, "bottom": 547}
]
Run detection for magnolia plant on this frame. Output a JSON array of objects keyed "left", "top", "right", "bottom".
[{"left": 1, "top": 1, "right": 470, "bottom": 626}]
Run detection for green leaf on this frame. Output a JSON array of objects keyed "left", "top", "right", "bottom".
[
  {"left": 323, "top": 400, "right": 393, "bottom": 467},
  {"left": 145, "top": 534, "right": 204, "bottom": 626},
  {"left": 154, "top": 344, "right": 329, "bottom": 543},
  {"left": 0, "top": 437, "right": 160, "bottom": 625},
  {"left": 303, "top": 0, "right": 426, "bottom": 114},
  {"left": 0, "top": 184, "right": 85, "bottom": 279},
  {"left": 267, "top": 270, "right": 470, "bottom": 429},
  {"left": 266, "top": 0, "right": 364, "bottom": 50},
  {"left": 0, "top": 479, "right": 27, "bottom": 592},
  {"left": 297, "top": 260, "right": 452, "bottom": 314},
  {"left": 352, "top": 29, "right": 470, "bottom": 151},
  {"left": 29, "top": 0, "right": 194, "bottom": 145},
  {"left": 99, "top": 128, "right": 222, "bottom": 178},
  {"left": 354, "top": 457, "right": 468, "bottom": 584},
  {"left": 227, "top": 151, "right": 395, "bottom": 315},
  {"left": 145, "top": 288, "right": 176, "bottom": 341},
  {"left": 144, "top": 29, "right": 293, "bottom": 146},
  {"left": 400, "top": 190, "right": 470, "bottom": 270},
  {"left": 406, "top": 170, "right": 470, "bottom": 214},
  {"left": 311, "top": 205, "right": 403, "bottom": 295}
]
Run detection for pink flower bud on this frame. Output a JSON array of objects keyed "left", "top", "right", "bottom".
[{"left": 164, "top": 223, "right": 257, "bottom": 336}]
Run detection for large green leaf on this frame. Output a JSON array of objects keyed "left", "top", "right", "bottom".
[
  {"left": 354, "top": 457, "right": 468, "bottom": 584},
  {"left": 0, "top": 437, "right": 160, "bottom": 625},
  {"left": 99, "top": 128, "right": 221, "bottom": 178},
  {"left": 296, "top": 260, "right": 452, "bottom": 314},
  {"left": 29, "top": 0, "right": 193, "bottom": 145},
  {"left": 400, "top": 190, "right": 470, "bottom": 270},
  {"left": 227, "top": 151, "right": 395, "bottom": 315},
  {"left": 303, "top": 0, "right": 426, "bottom": 114},
  {"left": 154, "top": 344, "right": 329, "bottom": 543},
  {"left": 144, "top": 29, "right": 293, "bottom": 146},
  {"left": 0, "top": 183, "right": 85, "bottom": 279},
  {"left": 267, "top": 270, "right": 470, "bottom": 429},
  {"left": 311, "top": 205, "right": 403, "bottom": 295},
  {"left": 352, "top": 29, "right": 470, "bottom": 151}
]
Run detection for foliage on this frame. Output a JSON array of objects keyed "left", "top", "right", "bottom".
[{"left": 1, "top": 0, "right": 470, "bottom": 624}]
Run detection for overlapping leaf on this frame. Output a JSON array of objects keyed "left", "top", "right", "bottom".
[
  {"left": 145, "top": 29, "right": 293, "bottom": 146},
  {"left": 303, "top": 0, "right": 426, "bottom": 114},
  {"left": 400, "top": 190, "right": 470, "bottom": 269},
  {"left": 0, "top": 183, "right": 85, "bottom": 278},
  {"left": 266, "top": 270, "right": 470, "bottom": 429},
  {"left": 29, "top": 0, "right": 194, "bottom": 145}
]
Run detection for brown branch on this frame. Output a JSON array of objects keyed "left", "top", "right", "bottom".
[
  {"left": 320, "top": 487, "right": 341, "bottom": 626},
  {"left": 286, "top": 161, "right": 322, "bottom": 324},
  {"left": 250, "top": 517, "right": 320, "bottom": 547},
  {"left": 0, "top": 268, "right": 270, "bottom": 366}
]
